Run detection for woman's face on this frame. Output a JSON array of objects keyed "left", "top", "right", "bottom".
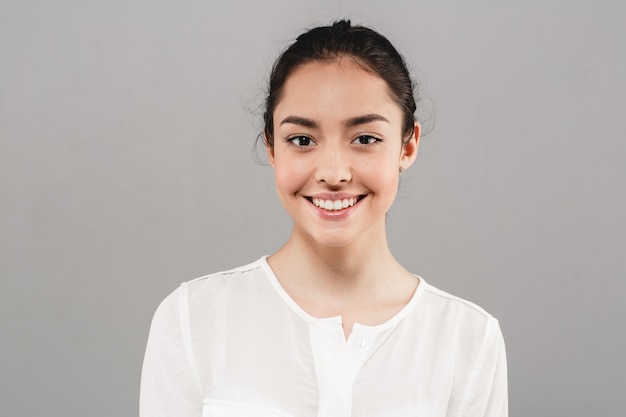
[{"left": 268, "top": 58, "right": 419, "bottom": 248}]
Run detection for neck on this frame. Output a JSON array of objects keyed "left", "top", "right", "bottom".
[
  {"left": 268, "top": 223, "right": 402, "bottom": 299},
  {"left": 267, "top": 223, "right": 419, "bottom": 339}
]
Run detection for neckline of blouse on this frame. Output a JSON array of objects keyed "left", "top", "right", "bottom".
[{"left": 259, "top": 255, "right": 427, "bottom": 334}]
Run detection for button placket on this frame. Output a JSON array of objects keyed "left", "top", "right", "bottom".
[
  {"left": 309, "top": 323, "right": 352, "bottom": 417},
  {"left": 348, "top": 332, "right": 376, "bottom": 383}
]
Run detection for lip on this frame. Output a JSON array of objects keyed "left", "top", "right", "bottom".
[
  {"left": 307, "top": 192, "right": 362, "bottom": 200},
  {"left": 304, "top": 193, "right": 367, "bottom": 220}
]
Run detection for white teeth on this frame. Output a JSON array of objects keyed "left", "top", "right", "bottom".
[{"left": 312, "top": 197, "right": 359, "bottom": 211}]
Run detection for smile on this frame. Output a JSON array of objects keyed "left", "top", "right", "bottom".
[{"left": 307, "top": 195, "right": 366, "bottom": 211}]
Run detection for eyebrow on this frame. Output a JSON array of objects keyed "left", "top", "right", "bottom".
[
  {"left": 345, "top": 114, "right": 390, "bottom": 127},
  {"left": 279, "top": 116, "right": 318, "bottom": 128},
  {"left": 279, "top": 114, "right": 389, "bottom": 128}
]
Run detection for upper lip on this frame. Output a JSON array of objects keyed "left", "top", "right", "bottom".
[{"left": 306, "top": 192, "right": 365, "bottom": 200}]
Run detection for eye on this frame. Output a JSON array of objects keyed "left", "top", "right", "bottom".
[
  {"left": 352, "top": 135, "right": 381, "bottom": 145},
  {"left": 289, "top": 136, "right": 313, "bottom": 147},
  {"left": 288, "top": 136, "right": 316, "bottom": 147}
]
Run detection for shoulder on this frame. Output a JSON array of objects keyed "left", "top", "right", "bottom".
[
  {"left": 416, "top": 279, "right": 502, "bottom": 341},
  {"left": 152, "top": 257, "right": 269, "bottom": 319},
  {"left": 409, "top": 279, "right": 505, "bottom": 370},
  {"left": 420, "top": 280, "right": 496, "bottom": 319},
  {"left": 185, "top": 257, "right": 267, "bottom": 292}
]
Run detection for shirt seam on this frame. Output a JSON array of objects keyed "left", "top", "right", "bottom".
[
  {"left": 423, "top": 283, "right": 495, "bottom": 319},
  {"left": 185, "top": 259, "right": 264, "bottom": 285},
  {"left": 452, "top": 317, "right": 498, "bottom": 416},
  {"left": 178, "top": 282, "right": 203, "bottom": 394}
]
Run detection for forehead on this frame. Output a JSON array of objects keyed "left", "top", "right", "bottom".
[{"left": 274, "top": 59, "right": 402, "bottom": 124}]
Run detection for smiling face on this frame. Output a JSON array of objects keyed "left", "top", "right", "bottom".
[{"left": 267, "top": 58, "right": 419, "bottom": 248}]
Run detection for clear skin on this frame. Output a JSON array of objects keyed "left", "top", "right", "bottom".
[{"left": 266, "top": 58, "right": 421, "bottom": 338}]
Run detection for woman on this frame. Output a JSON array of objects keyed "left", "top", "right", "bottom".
[{"left": 140, "top": 20, "right": 508, "bottom": 417}]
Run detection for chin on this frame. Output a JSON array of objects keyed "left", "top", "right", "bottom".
[{"left": 306, "top": 228, "right": 362, "bottom": 249}]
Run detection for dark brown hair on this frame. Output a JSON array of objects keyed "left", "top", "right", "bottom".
[{"left": 263, "top": 20, "right": 419, "bottom": 147}]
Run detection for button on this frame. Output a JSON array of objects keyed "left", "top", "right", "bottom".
[{"left": 358, "top": 339, "right": 367, "bottom": 348}]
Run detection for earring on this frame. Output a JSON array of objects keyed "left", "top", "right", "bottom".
[{"left": 399, "top": 167, "right": 405, "bottom": 175}]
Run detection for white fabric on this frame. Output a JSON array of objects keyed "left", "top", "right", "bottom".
[{"left": 140, "top": 257, "right": 508, "bottom": 417}]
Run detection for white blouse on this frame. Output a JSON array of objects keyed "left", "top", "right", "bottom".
[{"left": 140, "top": 257, "right": 508, "bottom": 417}]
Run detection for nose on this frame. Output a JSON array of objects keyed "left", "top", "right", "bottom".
[{"left": 314, "top": 142, "right": 352, "bottom": 186}]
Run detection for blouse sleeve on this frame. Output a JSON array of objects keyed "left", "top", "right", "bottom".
[
  {"left": 140, "top": 284, "right": 203, "bottom": 417},
  {"left": 461, "top": 319, "right": 509, "bottom": 417}
]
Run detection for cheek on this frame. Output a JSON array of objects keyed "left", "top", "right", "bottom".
[
  {"left": 378, "top": 171, "right": 400, "bottom": 196},
  {"left": 360, "top": 159, "right": 399, "bottom": 191},
  {"left": 273, "top": 161, "right": 308, "bottom": 194}
]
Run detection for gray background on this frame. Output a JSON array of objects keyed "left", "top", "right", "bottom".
[{"left": 1, "top": 0, "right": 624, "bottom": 416}]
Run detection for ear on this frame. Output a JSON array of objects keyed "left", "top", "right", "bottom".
[
  {"left": 265, "top": 134, "right": 276, "bottom": 168},
  {"left": 399, "top": 122, "right": 420, "bottom": 170}
]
